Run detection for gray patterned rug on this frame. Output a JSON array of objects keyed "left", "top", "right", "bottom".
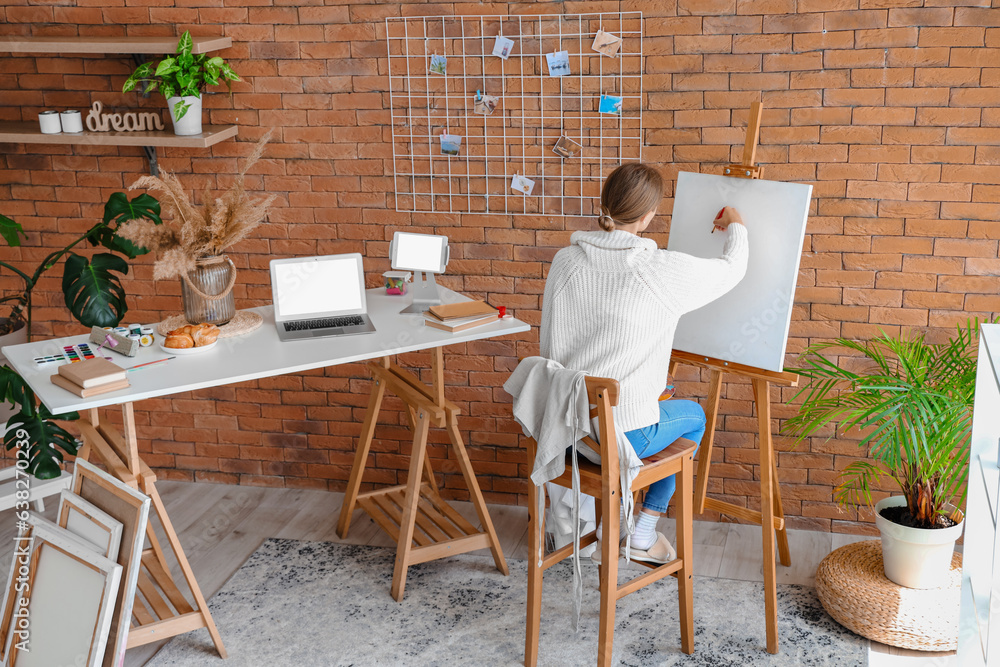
[{"left": 148, "top": 539, "right": 866, "bottom": 666}]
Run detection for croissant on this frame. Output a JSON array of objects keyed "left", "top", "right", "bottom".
[
  {"left": 192, "top": 324, "right": 220, "bottom": 346},
  {"left": 164, "top": 334, "right": 194, "bottom": 349}
]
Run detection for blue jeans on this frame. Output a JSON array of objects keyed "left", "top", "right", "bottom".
[{"left": 624, "top": 400, "right": 706, "bottom": 514}]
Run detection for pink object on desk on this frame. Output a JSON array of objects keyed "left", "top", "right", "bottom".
[{"left": 383, "top": 270, "right": 411, "bottom": 295}]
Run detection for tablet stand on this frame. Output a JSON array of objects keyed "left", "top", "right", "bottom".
[{"left": 400, "top": 271, "right": 442, "bottom": 313}]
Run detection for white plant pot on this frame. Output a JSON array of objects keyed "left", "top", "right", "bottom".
[
  {"left": 166, "top": 95, "right": 202, "bottom": 136},
  {"left": 875, "top": 495, "right": 964, "bottom": 589},
  {"left": 0, "top": 319, "right": 28, "bottom": 427}
]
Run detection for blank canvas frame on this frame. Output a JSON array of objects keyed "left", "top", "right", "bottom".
[
  {"left": 72, "top": 459, "right": 150, "bottom": 667},
  {"left": 668, "top": 171, "right": 812, "bottom": 373},
  {"left": 58, "top": 489, "right": 124, "bottom": 562},
  {"left": 1, "top": 515, "right": 122, "bottom": 667},
  {"left": 387, "top": 12, "right": 643, "bottom": 216},
  {"left": 0, "top": 515, "right": 98, "bottom": 665}
]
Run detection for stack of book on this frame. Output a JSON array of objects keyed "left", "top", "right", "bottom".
[
  {"left": 424, "top": 300, "right": 499, "bottom": 333},
  {"left": 50, "top": 357, "right": 129, "bottom": 397}
]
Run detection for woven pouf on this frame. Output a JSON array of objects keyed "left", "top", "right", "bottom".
[
  {"left": 156, "top": 310, "right": 263, "bottom": 338},
  {"left": 816, "top": 539, "right": 961, "bottom": 651}
]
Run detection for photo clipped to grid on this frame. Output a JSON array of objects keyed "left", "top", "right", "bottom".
[{"left": 387, "top": 13, "right": 643, "bottom": 217}]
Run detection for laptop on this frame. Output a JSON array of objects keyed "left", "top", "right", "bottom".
[{"left": 270, "top": 254, "right": 376, "bottom": 341}]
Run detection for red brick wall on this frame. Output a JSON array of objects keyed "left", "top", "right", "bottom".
[{"left": 2, "top": 0, "right": 998, "bottom": 534}]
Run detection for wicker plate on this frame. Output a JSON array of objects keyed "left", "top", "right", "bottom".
[
  {"left": 815, "top": 539, "right": 961, "bottom": 651},
  {"left": 156, "top": 310, "right": 263, "bottom": 339}
]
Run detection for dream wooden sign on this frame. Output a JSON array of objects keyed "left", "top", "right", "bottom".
[{"left": 85, "top": 101, "right": 164, "bottom": 132}]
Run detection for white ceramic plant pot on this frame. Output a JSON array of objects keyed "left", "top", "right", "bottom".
[
  {"left": 0, "top": 319, "right": 28, "bottom": 427},
  {"left": 875, "top": 495, "right": 964, "bottom": 589},
  {"left": 166, "top": 95, "right": 202, "bottom": 136}
]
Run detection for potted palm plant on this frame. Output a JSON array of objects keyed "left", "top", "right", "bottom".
[
  {"left": 783, "top": 322, "right": 977, "bottom": 589},
  {"left": 0, "top": 193, "right": 161, "bottom": 479},
  {"left": 122, "top": 31, "right": 240, "bottom": 136}
]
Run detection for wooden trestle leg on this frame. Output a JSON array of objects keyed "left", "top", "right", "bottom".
[
  {"left": 77, "top": 401, "right": 227, "bottom": 659},
  {"left": 335, "top": 348, "right": 509, "bottom": 600}
]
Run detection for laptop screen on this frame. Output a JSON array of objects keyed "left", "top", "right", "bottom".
[{"left": 273, "top": 256, "right": 363, "bottom": 318}]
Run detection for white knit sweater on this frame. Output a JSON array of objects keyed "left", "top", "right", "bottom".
[{"left": 540, "top": 224, "right": 749, "bottom": 432}]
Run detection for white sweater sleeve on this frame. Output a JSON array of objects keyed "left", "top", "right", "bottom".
[
  {"left": 539, "top": 250, "right": 567, "bottom": 359},
  {"left": 662, "top": 222, "right": 750, "bottom": 314}
]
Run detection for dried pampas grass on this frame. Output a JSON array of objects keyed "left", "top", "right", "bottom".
[{"left": 120, "top": 130, "right": 276, "bottom": 280}]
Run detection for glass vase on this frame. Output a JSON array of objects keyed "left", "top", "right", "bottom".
[{"left": 181, "top": 255, "right": 236, "bottom": 325}]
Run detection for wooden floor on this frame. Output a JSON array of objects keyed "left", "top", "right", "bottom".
[{"left": 1, "top": 480, "right": 955, "bottom": 666}]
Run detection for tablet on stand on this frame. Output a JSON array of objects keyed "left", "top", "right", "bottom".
[{"left": 390, "top": 232, "right": 450, "bottom": 314}]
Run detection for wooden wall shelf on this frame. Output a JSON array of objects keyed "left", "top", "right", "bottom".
[
  {"left": 0, "top": 35, "right": 232, "bottom": 55},
  {"left": 0, "top": 34, "right": 237, "bottom": 174},
  {"left": 0, "top": 122, "right": 238, "bottom": 149}
]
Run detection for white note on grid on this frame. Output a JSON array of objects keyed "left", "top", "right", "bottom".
[{"left": 667, "top": 171, "right": 812, "bottom": 373}]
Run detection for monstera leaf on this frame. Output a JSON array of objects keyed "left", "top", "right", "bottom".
[
  {"left": 89, "top": 192, "right": 161, "bottom": 259},
  {"left": 0, "top": 367, "right": 79, "bottom": 480},
  {"left": 0, "top": 214, "right": 26, "bottom": 248},
  {"left": 0, "top": 365, "right": 34, "bottom": 414},
  {"left": 3, "top": 404, "right": 80, "bottom": 480},
  {"left": 62, "top": 253, "right": 129, "bottom": 327}
]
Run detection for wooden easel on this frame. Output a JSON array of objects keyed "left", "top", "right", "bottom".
[
  {"left": 336, "top": 347, "right": 508, "bottom": 601},
  {"left": 76, "top": 403, "right": 227, "bottom": 659},
  {"left": 670, "top": 103, "right": 800, "bottom": 655}
]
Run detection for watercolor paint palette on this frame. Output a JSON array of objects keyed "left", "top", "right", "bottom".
[{"left": 33, "top": 343, "right": 104, "bottom": 366}]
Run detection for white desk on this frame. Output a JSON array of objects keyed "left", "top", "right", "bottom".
[
  {"left": 4, "top": 287, "right": 529, "bottom": 658},
  {"left": 4, "top": 288, "right": 528, "bottom": 414}
]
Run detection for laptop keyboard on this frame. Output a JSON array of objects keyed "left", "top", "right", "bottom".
[{"left": 284, "top": 315, "right": 364, "bottom": 332}]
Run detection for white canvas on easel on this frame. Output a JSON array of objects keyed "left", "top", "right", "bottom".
[{"left": 668, "top": 171, "right": 812, "bottom": 373}]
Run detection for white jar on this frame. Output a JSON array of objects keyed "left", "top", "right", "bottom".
[
  {"left": 60, "top": 109, "right": 83, "bottom": 133},
  {"left": 38, "top": 110, "right": 61, "bottom": 134}
]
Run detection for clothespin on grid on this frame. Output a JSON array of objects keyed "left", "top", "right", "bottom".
[{"left": 723, "top": 102, "right": 764, "bottom": 180}]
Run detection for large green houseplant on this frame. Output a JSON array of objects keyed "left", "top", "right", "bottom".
[
  {"left": 123, "top": 31, "right": 240, "bottom": 135},
  {"left": 782, "top": 322, "right": 978, "bottom": 587},
  {"left": 0, "top": 194, "right": 161, "bottom": 479}
]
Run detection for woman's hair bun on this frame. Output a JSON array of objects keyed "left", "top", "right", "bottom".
[{"left": 597, "top": 207, "right": 616, "bottom": 232}]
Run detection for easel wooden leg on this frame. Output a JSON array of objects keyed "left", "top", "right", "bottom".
[
  {"left": 337, "top": 372, "right": 387, "bottom": 538},
  {"left": 694, "top": 369, "right": 724, "bottom": 513},
  {"left": 524, "top": 439, "right": 543, "bottom": 667},
  {"left": 391, "top": 410, "right": 431, "bottom": 602},
  {"left": 753, "top": 378, "right": 779, "bottom": 654},
  {"left": 772, "top": 456, "right": 791, "bottom": 567},
  {"left": 445, "top": 411, "right": 508, "bottom": 576}
]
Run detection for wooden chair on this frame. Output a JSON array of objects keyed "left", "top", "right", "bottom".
[{"left": 524, "top": 376, "right": 696, "bottom": 666}]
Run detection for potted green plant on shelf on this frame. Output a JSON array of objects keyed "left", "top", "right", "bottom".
[
  {"left": 0, "top": 193, "right": 161, "bottom": 479},
  {"left": 122, "top": 31, "right": 240, "bottom": 136},
  {"left": 782, "top": 322, "right": 978, "bottom": 589}
]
